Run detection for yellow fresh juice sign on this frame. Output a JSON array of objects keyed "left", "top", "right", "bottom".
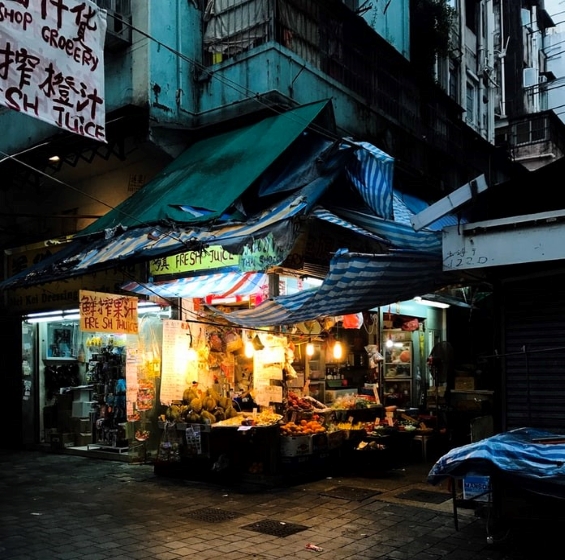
[{"left": 149, "top": 245, "right": 239, "bottom": 277}]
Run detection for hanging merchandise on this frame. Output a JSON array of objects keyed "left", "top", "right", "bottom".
[
  {"left": 158, "top": 421, "right": 181, "bottom": 463},
  {"left": 224, "top": 329, "right": 243, "bottom": 354},
  {"left": 401, "top": 318, "right": 420, "bottom": 331},
  {"left": 342, "top": 312, "right": 364, "bottom": 329},
  {"left": 365, "top": 344, "right": 384, "bottom": 369}
]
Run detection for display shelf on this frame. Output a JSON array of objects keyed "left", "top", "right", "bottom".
[
  {"left": 305, "top": 343, "right": 325, "bottom": 402},
  {"left": 382, "top": 331, "right": 413, "bottom": 407}
]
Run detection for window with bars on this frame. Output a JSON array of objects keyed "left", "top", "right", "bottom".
[{"left": 514, "top": 116, "right": 548, "bottom": 146}]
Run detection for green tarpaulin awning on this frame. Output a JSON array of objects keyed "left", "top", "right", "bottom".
[{"left": 81, "top": 100, "right": 331, "bottom": 236}]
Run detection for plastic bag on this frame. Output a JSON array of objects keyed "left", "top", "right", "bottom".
[
  {"left": 343, "top": 313, "right": 364, "bottom": 329},
  {"left": 158, "top": 421, "right": 181, "bottom": 463}
]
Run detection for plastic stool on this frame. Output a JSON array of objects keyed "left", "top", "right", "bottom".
[{"left": 412, "top": 434, "right": 434, "bottom": 461}]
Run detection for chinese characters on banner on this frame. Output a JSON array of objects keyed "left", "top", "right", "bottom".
[
  {"left": 79, "top": 289, "right": 138, "bottom": 334},
  {"left": 0, "top": 0, "right": 107, "bottom": 140}
]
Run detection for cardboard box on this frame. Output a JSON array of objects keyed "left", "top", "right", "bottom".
[
  {"left": 326, "top": 430, "right": 345, "bottom": 450},
  {"left": 454, "top": 377, "right": 475, "bottom": 391},
  {"left": 72, "top": 401, "right": 95, "bottom": 418},
  {"left": 280, "top": 435, "right": 312, "bottom": 457},
  {"left": 71, "top": 417, "right": 91, "bottom": 434},
  {"left": 75, "top": 432, "right": 92, "bottom": 447}
]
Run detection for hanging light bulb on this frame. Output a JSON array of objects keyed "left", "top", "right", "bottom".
[
  {"left": 333, "top": 339, "right": 343, "bottom": 361},
  {"left": 306, "top": 338, "right": 314, "bottom": 357},
  {"left": 386, "top": 335, "right": 393, "bottom": 348}
]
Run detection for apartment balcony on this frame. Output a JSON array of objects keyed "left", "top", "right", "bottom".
[
  {"left": 495, "top": 111, "right": 565, "bottom": 171},
  {"left": 200, "top": 0, "right": 502, "bottom": 194},
  {"left": 95, "top": 0, "right": 132, "bottom": 51}
]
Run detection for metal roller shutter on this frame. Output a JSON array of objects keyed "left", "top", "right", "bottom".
[{"left": 503, "top": 273, "right": 565, "bottom": 432}]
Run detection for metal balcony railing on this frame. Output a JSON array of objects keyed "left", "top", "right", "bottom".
[{"left": 95, "top": 0, "right": 132, "bottom": 50}]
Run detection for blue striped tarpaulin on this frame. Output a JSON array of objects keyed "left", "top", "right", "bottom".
[
  {"left": 121, "top": 271, "right": 268, "bottom": 299},
  {"left": 428, "top": 427, "right": 565, "bottom": 499},
  {"left": 206, "top": 248, "right": 445, "bottom": 328},
  {"left": 346, "top": 141, "right": 394, "bottom": 220},
  {"left": 328, "top": 205, "right": 443, "bottom": 254}
]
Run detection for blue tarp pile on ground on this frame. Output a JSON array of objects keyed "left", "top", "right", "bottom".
[{"left": 427, "top": 427, "right": 565, "bottom": 499}]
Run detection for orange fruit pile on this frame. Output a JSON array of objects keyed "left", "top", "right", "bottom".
[{"left": 280, "top": 419, "right": 326, "bottom": 435}]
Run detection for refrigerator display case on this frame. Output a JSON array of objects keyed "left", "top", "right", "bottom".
[{"left": 382, "top": 332, "right": 413, "bottom": 407}]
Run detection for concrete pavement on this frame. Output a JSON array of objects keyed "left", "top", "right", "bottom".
[{"left": 0, "top": 448, "right": 555, "bottom": 560}]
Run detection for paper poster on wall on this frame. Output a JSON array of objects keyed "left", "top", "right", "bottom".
[
  {"left": 125, "top": 343, "right": 139, "bottom": 418},
  {"left": 161, "top": 319, "right": 195, "bottom": 405},
  {"left": 255, "top": 385, "right": 283, "bottom": 407},
  {"left": 252, "top": 333, "right": 286, "bottom": 405}
]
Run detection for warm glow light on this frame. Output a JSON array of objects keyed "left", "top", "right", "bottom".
[
  {"left": 244, "top": 339, "right": 254, "bottom": 358},
  {"left": 333, "top": 340, "right": 343, "bottom": 361},
  {"left": 306, "top": 341, "right": 315, "bottom": 356},
  {"left": 187, "top": 347, "right": 198, "bottom": 361},
  {"left": 386, "top": 337, "right": 394, "bottom": 348}
]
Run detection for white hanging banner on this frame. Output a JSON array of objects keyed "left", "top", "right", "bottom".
[
  {"left": 0, "top": 0, "right": 107, "bottom": 141},
  {"left": 161, "top": 320, "right": 197, "bottom": 406}
]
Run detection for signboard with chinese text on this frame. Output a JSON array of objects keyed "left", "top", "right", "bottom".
[
  {"left": 150, "top": 245, "right": 239, "bottom": 278},
  {"left": 240, "top": 233, "right": 286, "bottom": 272},
  {"left": 79, "top": 290, "right": 138, "bottom": 334},
  {"left": 0, "top": 0, "right": 107, "bottom": 140}
]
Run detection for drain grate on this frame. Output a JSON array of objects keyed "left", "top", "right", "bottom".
[
  {"left": 396, "top": 489, "right": 450, "bottom": 504},
  {"left": 241, "top": 519, "right": 309, "bottom": 537},
  {"left": 184, "top": 507, "right": 241, "bottom": 523},
  {"left": 320, "top": 486, "right": 382, "bottom": 501}
]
